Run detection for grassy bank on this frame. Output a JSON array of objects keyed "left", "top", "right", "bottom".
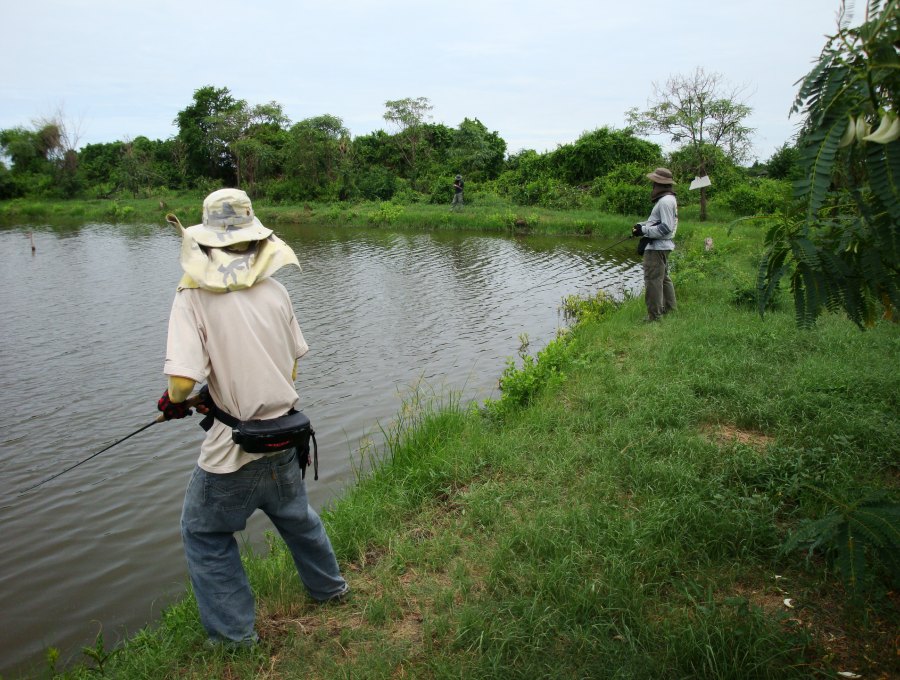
[
  {"left": 27, "top": 215, "right": 899, "bottom": 679},
  {"left": 0, "top": 194, "right": 735, "bottom": 239}
]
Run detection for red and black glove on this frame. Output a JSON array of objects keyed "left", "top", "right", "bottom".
[{"left": 157, "top": 390, "right": 193, "bottom": 420}]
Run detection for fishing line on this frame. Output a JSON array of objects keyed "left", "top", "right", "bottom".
[
  {"left": 531, "top": 234, "right": 634, "bottom": 290},
  {"left": 18, "top": 419, "right": 162, "bottom": 494},
  {"left": 18, "top": 392, "right": 204, "bottom": 495}
]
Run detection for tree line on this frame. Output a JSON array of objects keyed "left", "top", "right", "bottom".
[{"left": 0, "top": 77, "right": 796, "bottom": 220}]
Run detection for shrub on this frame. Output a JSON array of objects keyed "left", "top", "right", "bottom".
[
  {"left": 719, "top": 178, "right": 790, "bottom": 216},
  {"left": 367, "top": 201, "right": 404, "bottom": 225},
  {"left": 598, "top": 183, "right": 647, "bottom": 216},
  {"left": 353, "top": 166, "right": 396, "bottom": 201},
  {"left": 518, "top": 177, "right": 586, "bottom": 209}
]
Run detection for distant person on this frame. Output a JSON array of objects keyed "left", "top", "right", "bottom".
[
  {"left": 157, "top": 188, "right": 348, "bottom": 647},
  {"left": 632, "top": 168, "right": 678, "bottom": 322},
  {"left": 451, "top": 174, "right": 464, "bottom": 210}
]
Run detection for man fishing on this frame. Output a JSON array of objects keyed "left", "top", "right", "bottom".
[
  {"left": 451, "top": 174, "right": 464, "bottom": 210},
  {"left": 632, "top": 167, "right": 678, "bottom": 322},
  {"left": 157, "top": 188, "right": 348, "bottom": 648}
]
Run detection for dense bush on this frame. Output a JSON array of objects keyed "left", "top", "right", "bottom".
[
  {"left": 718, "top": 178, "right": 790, "bottom": 216},
  {"left": 591, "top": 162, "right": 651, "bottom": 216}
]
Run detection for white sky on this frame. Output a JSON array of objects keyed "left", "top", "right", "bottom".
[{"left": 1, "top": 0, "right": 843, "bottom": 164}]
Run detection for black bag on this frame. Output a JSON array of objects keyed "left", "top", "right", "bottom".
[
  {"left": 231, "top": 411, "right": 318, "bottom": 479},
  {"left": 637, "top": 237, "right": 651, "bottom": 255},
  {"left": 197, "top": 386, "right": 319, "bottom": 479}
]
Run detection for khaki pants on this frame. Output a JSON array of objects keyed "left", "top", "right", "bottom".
[{"left": 643, "top": 249, "right": 677, "bottom": 320}]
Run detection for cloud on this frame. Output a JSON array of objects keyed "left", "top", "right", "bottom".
[{"left": 1, "top": 0, "right": 840, "bottom": 161}]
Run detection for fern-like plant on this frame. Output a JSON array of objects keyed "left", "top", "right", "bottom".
[
  {"left": 780, "top": 486, "right": 900, "bottom": 597},
  {"left": 758, "top": 0, "right": 900, "bottom": 328}
]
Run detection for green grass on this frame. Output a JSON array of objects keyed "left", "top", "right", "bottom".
[{"left": 26, "top": 210, "right": 899, "bottom": 679}]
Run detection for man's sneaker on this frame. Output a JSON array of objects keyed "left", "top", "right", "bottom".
[{"left": 321, "top": 584, "right": 351, "bottom": 604}]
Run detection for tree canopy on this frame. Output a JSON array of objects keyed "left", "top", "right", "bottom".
[{"left": 627, "top": 67, "right": 754, "bottom": 220}]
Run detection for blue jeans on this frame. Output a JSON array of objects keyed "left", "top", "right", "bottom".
[{"left": 181, "top": 449, "right": 346, "bottom": 644}]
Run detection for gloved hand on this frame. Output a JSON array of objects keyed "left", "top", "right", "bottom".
[
  {"left": 196, "top": 384, "right": 213, "bottom": 415},
  {"left": 158, "top": 390, "right": 193, "bottom": 420},
  {"left": 632, "top": 223, "right": 644, "bottom": 237}
]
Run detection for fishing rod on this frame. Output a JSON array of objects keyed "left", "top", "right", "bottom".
[
  {"left": 19, "top": 392, "right": 205, "bottom": 495},
  {"left": 594, "top": 234, "right": 634, "bottom": 256},
  {"left": 533, "top": 233, "right": 634, "bottom": 289}
]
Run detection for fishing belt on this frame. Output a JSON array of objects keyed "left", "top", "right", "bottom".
[{"left": 200, "top": 404, "right": 318, "bottom": 480}]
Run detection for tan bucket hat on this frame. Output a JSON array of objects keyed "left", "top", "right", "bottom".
[
  {"left": 646, "top": 167, "right": 675, "bottom": 184},
  {"left": 184, "top": 188, "right": 272, "bottom": 247}
]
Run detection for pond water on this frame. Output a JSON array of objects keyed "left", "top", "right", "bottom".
[{"left": 0, "top": 219, "right": 641, "bottom": 676}]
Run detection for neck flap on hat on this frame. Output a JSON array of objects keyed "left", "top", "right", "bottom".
[{"left": 177, "top": 228, "right": 300, "bottom": 292}]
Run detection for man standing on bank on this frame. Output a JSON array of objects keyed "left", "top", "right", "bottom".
[
  {"left": 632, "top": 167, "right": 678, "bottom": 322},
  {"left": 451, "top": 174, "right": 464, "bottom": 210},
  {"left": 156, "top": 188, "right": 348, "bottom": 647}
]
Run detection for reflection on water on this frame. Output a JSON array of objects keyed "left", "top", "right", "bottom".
[{"left": 0, "top": 219, "right": 641, "bottom": 676}]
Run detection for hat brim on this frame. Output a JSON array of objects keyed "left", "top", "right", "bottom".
[
  {"left": 647, "top": 172, "right": 675, "bottom": 184},
  {"left": 184, "top": 216, "right": 272, "bottom": 247}
]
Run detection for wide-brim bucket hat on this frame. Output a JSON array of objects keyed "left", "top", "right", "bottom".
[
  {"left": 184, "top": 188, "right": 272, "bottom": 247},
  {"left": 646, "top": 167, "right": 675, "bottom": 184}
]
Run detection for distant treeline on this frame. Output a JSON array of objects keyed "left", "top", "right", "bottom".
[{"left": 0, "top": 86, "right": 798, "bottom": 216}]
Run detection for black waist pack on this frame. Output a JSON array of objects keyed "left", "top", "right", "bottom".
[
  {"left": 637, "top": 237, "right": 651, "bottom": 255},
  {"left": 197, "top": 387, "right": 319, "bottom": 479},
  {"left": 231, "top": 411, "right": 318, "bottom": 480},
  {"left": 232, "top": 410, "right": 311, "bottom": 453}
]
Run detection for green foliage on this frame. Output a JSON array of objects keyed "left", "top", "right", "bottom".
[
  {"left": 759, "top": 0, "right": 900, "bottom": 328},
  {"left": 598, "top": 183, "right": 647, "bottom": 215},
  {"left": 560, "top": 289, "right": 620, "bottom": 322},
  {"left": 367, "top": 201, "right": 404, "bottom": 225},
  {"left": 80, "top": 629, "right": 120, "bottom": 675},
  {"left": 548, "top": 127, "right": 661, "bottom": 185},
  {"left": 281, "top": 115, "right": 350, "bottom": 201},
  {"left": 628, "top": 68, "right": 754, "bottom": 221},
  {"left": 485, "top": 332, "right": 575, "bottom": 415},
  {"left": 730, "top": 270, "right": 782, "bottom": 310},
  {"left": 352, "top": 164, "right": 397, "bottom": 201},
  {"left": 667, "top": 143, "right": 745, "bottom": 195},
  {"left": 174, "top": 85, "right": 240, "bottom": 184},
  {"left": 0, "top": 161, "right": 14, "bottom": 199},
  {"left": 45, "top": 646, "right": 60, "bottom": 676},
  {"left": 781, "top": 487, "right": 900, "bottom": 596},
  {"left": 765, "top": 142, "right": 802, "bottom": 180},
  {"left": 0, "top": 126, "right": 54, "bottom": 174},
  {"left": 719, "top": 178, "right": 791, "bottom": 216},
  {"left": 446, "top": 117, "right": 507, "bottom": 181}
]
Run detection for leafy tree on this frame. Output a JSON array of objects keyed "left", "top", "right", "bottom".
[
  {"left": 0, "top": 127, "right": 52, "bottom": 175},
  {"left": 207, "top": 100, "right": 290, "bottom": 190},
  {"left": 765, "top": 142, "right": 802, "bottom": 180},
  {"left": 78, "top": 141, "right": 126, "bottom": 191},
  {"left": 383, "top": 96, "right": 433, "bottom": 185},
  {"left": 0, "top": 160, "right": 13, "bottom": 199},
  {"left": 549, "top": 127, "right": 661, "bottom": 186},
  {"left": 447, "top": 118, "right": 507, "bottom": 182},
  {"left": 174, "top": 85, "right": 240, "bottom": 184},
  {"left": 118, "top": 136, "right": 171, "bottom": 196},
  {"left": 758, "top": 0, "right": 900, "bottom": 328},
  {"left": 627, "top": 67, "right": 754, "bottom": 220},
  {"left": 281, "top": 114, "right": 351, "bottom": 200},
  {"left": 0, "top": 112, "right": 82, "bottom": 197}
]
